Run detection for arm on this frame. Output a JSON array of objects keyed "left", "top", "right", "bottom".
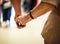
[
  {"left": 11, "top": 0, "right": 21, "bottom": 16},
  {"left": 30, "top": 2, "right": 55, "bottom": 19},
  {"left": 24, "top": 2, "right": 55, "bottom": 23},
  {"left": 10, "top": 0, "right": 55, "bottom": 28},
  {"left": 0, "top": 0, "right": 3, "bottom": 5},
  {"left": 16, "top": 2, "right": 55, "bottom": 26}
]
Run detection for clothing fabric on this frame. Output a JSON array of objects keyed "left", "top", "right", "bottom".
[
  {"left": 0, "top": 6, "right": 2, "bottom": 22},
  {"left": 41, "top": 0, "right": 60, "bottom": 44},
  {"left": 23, "top": 0, "right": 36, "bottom": 12},
  {"left": 41, "top": 0, "right": 59, "bottom": 7},
  {"left": 0, "top": 6, "right": 2, "bottom": 12},
  {"left": 2, "top": 0, "right": 12, "bottom": 21},
  {"left": 3, "top": 7, "right": 12, "bottom": 21}
]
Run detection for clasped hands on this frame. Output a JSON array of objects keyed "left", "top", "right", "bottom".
[{"left": 14, "top": 13, "right": 30, "bottom": 29}]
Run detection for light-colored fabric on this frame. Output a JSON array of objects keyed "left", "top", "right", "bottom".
[
  {"left": 41, "top": 0, "right": 59, "bottom": 7},
  {"left": 3, "top": 1, "right": 12, "bottom": 9}
]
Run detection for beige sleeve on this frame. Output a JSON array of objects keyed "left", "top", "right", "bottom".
[{"left": 41, "top": 0, "right": 59, "bottom": 7}]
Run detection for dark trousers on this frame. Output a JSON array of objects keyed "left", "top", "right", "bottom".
[
  {"left": 3, "top": 7, "right": 12, "bottom": 21},
  {"left": 23, "top": 0, "right": 35, "bottom": 12}
]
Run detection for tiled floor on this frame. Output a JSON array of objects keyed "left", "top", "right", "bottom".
[{"left": 0, "top": 7, "right": 51, "bottom": 44}]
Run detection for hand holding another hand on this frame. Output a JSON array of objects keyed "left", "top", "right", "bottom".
[{"left": 14, "top": 13, "right": 31, "bottom": 29}]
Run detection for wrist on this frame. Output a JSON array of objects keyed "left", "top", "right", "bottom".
[
  {"left": 29, "top": 11, "right": 34, "bottom": 19},
  {"left": 27, "top": 11, "right": 34, "bottom": 22},
  {"left": 15, "top": 12, "right": 21, "bottom": 17},
  {"left": 25, "top": 13, "right": 32, "bottom": 23}
]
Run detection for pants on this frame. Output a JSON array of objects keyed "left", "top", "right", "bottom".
[
  {"left": 23, "top": 0, "right": 35, "bottom": 12},
  {"left": 0, "top": 6, "right": 2, "bottom": 21},
  {"left": 3, "top": 7, "right": 12, "bottom": 21},
  {"left": 41, "top": 10, "right": 60, "bottom": 44}
]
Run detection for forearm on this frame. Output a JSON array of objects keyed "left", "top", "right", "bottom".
[
  {"left": 0, "top": 0, "right": 3, "bottom": 5},
  {"left": 26, "top": 2, "right": 55, "bottom": 23},
  {"left": 11, "top": 0, "right": 21, "bottom": 16},
  {"left": 31, "top": 2, "right": 55, "bottom": 18}
]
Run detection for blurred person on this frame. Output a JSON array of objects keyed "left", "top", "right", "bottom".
[
  {"left": 11, "top": 0, "right": 60, "bottom": 44},
  {"left": 0, "top": 0, "right": 3, "bottom": 26},
  {"left": 23, "top": 0, "right": 37, "bottom": 12},
  {"left": 2, "top": 0, "right": 12, "bottom": 27}
]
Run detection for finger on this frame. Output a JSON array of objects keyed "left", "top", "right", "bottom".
[
  {"left": 14, "top": 17, "right": 19, "bottom": 22},
  {"left": 14, "top": 15, "right": 20, "bottom": 21},
  {"left": 16, "top": 22, "right": 26, "bottom": 29}
]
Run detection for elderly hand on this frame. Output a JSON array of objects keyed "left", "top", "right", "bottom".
[
  {"left": 14, "top": 14, "right": 25, "bottom": 29},
  {"left": 14, "top": 13, "right": 31, "bottom": 29}
]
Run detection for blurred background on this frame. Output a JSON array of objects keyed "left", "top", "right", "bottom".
[{"left": 0, "top": 0, "right": 51, "bottom": 44}]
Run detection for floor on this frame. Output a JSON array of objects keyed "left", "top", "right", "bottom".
[{"left": 0, "top": 7, "right": 51, "bottom": 44}]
